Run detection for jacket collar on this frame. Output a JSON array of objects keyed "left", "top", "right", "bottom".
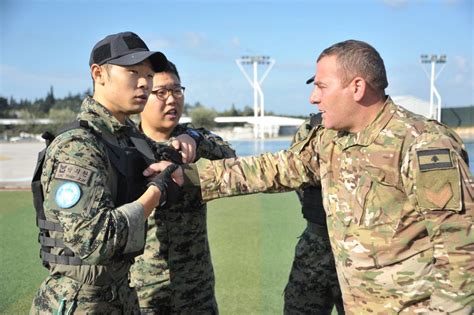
[
  {"left": 79, "top": 96, "right": 135, "bottom": 135},
  {"left": 336, "top": 96, "right": 396, "bottom": 149}
]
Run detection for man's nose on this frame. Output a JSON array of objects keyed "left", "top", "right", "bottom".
[
  {"left": 309, "top": 88, "right": 320, "bottom": 105},
  {"left": 166, "top": 93, "right": 177, "bottom": 104},
  {"left": 138, "top": 76, "right": 152, "bottom": 90}
]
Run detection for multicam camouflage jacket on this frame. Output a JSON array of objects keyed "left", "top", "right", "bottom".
[
  {"left": 130, "top": 125, "right": 236, "bottom": 312},
  {"left": 40, "top": 96, "right": 148, "bottom": 285},
  {"left": 183, "top": 97, "right": 474, "bottom": 314},
  {"left": 290, "top": 114, "right": 326, "bottom": 225}
]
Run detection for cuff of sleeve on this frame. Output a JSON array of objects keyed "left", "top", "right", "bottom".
[
  {"left": 117, "top": 201, "right": 145, "bottom": 254},
  {"left": 182, "top": 163, "right": 201, "bottom": 188},
  {"left": 194, "top": 158, "right": 222, "bottom": 201},
  {"left": 181, "top": 163, "right": 204, "bottom": 200}
]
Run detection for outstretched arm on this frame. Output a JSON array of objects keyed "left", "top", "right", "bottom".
[
  {"left": 144, "top": 135, "right": 320, "bottom": 203},
  {"left": 193, "top": 127, "right": 236, "bottom": 160}
]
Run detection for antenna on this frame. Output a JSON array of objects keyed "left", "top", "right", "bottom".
[
  {"left": 236, "top": 55, "right": 275, "bottom": 138},
  {"left": 420, "top": 54, "right": 447, "bottom": 122}
]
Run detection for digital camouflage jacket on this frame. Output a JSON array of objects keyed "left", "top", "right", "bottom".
[
  {"left": 130, "top": 124, "right": 236, "bottom": 313},
  {"left": 31, "top": 96, "right": 152, "bottom": 314}
]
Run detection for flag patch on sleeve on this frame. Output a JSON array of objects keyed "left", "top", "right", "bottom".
[{"left": 417, "top": 149, "right": 453, "bottom": 171}]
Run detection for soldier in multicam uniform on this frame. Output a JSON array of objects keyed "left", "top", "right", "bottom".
[
  {"left": 148, "top": 40, "right": 474, "bottom": 314},
  {"left": 284, "top": 114, "right": 344, "bottom": 315},
  {"left": 130, "top": 61, "right": 236, "bottom": 314},
  {"left": 30, "top": 32, "right": 180, "bottom": 314}
]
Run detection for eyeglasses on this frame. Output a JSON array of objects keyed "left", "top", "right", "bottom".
[{"left": 152, "top": 86, "right": 186, "bottom": 101}]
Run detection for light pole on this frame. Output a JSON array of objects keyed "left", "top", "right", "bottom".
[
  {"left": 236, "top": 55, "right": 275, "bottom": 138},
  {"left": 420, "top": 54, "right": 447, "bottom": 122}
]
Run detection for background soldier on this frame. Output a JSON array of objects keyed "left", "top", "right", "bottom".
[
  {"left": 284, "top": 114, "right": 344, "bottom": 315},
  {"left": 149, "top": 40, "right": 473, "bottom": 314},
  {"left": 30, "top": 32, "right": 176, "bottom": 314},
  {"left": 131, "top": 61, "right": 236, "bottom": 314}
]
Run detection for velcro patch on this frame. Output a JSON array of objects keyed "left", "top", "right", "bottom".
[
  {"left": 417, "top": 149, "right": 453, "bottom": 171},
  {"left": 54, "top": 163, "right": 93, "bottom": 185},
  {"left": 55, "top": 182, "right": 82, "bottom": 208}
]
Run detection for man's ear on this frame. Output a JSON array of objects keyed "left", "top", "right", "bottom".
[
  {"left": 351, "top": 77, "right": 366, "bottom": 102},
  {"left": 91, "top": 64, "right": 106, "bottom": 85}
]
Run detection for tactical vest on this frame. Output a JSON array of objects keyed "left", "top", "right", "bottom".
[
  {"left": 301, "top": 113, "right": 327, "bottom": 226},
  {"left": 32, "top": 120, "right": 155, "bottom": 268}
]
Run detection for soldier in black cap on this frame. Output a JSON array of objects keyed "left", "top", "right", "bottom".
[{"left": 30, "top": 32, "right": 177, "bottom": 314}]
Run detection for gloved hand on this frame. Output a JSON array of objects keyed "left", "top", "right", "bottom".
[
  {"left": 147, "top": 164, "right": 181, "bottom": 207},
  {"left": 155, "top": 144, "right": 183, "bottom": 164}
]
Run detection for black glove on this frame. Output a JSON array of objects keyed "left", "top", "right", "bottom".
[
  {"left": 155, "top": 144, "right": 183, "bottom": 164},
  {"left": 147, "top": 164, "right": 181, "bottom": 207}
]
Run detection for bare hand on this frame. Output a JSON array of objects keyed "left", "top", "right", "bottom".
[
  {"left": 171, "top": 134, "right": 196, "bottom": 163},
  {"left": 143, "top": 161, "right": 184, "bottom": 186}
]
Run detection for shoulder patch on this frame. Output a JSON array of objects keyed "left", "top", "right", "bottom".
[
  {"left": 417, "top": 149, "right": 453, "bottom": 171},
  {"left": 54, "top": 163, "right": 93, "bottom": 185},
  {"left": 55, "top": 182, "right": 82, "bottom": 209}
]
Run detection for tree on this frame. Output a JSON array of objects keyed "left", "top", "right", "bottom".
[
  {"left": 183, "top": 101, "right": 204, "bottom": 115},
  {"left": 0, "top": 97, "right": 10, "bottom": 117},
  {"left": 220, "top": 103, "right": 239, "bottom": 117},
  {"left": 9, "top": 96, "right": 18, "bottom": 107},
  {"left": 47, "top": 108, "right": 78, "bottom": 133},
  {"left": 54, "top": 92, "right": 82, "bottom": 112},
  {"left": 38, "top": 86, "right": 55, "bottom": 113},
  {"left": 48, "top": 108, "right": 77, "bottom": 122},
  {"left": 45, "top": 86, "right": 55, "bottom": 105},
  {"left": 190, "top": 106, "right": 217, "bottom": 130},
  {"left": 241, "top": 105, "right": 254, "bottom": 116}
]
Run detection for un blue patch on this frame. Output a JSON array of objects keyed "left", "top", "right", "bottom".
[{"left": 55, "top": 182, "right": 82, "bottom": 209}]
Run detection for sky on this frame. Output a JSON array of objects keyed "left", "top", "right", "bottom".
[{"left": 1, "top": 0, "right": 473, "bottom": 116}]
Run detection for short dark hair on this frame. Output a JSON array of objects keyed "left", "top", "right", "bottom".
[
  {"left": 318, "top": 40, "right": 388, "bottom": 93},
  {"left": 163, "top": 61, "right": 181, "bottom": 82}
]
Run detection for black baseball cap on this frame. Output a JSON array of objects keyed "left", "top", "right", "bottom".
[
  {"left": 306, "top": 75, "right": 315, "bottom": 84},
  {"left": 89, "top": 32, "right": 167, "bottom": 72}
]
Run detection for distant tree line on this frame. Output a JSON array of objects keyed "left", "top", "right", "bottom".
[
  {"left": 0, "top": 87, "right": 90, "bottom": 119},
  {"left": 0, "top": 87, "right": 306, "bottom": 133}
]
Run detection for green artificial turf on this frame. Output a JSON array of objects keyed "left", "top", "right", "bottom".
[
  {"left": 207, "top": 193, "right": 305, "bottom": 314},
  {"left": 0, "top": 191, "right": 323, "bottom": 314},
  {"left": 0, "top": 191, "right": 49, "bottom": 314}
]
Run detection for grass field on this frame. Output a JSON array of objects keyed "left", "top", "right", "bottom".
[{"left": 0, "top": 190, "right": 312, "bottom": 314}]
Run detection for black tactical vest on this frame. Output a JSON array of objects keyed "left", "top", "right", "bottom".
[
  {"left": 300, "top": 113, "right": 327, "bottom": 226},
  {"left": 32, "top": 120, "right": 154, "bottom": 268}
]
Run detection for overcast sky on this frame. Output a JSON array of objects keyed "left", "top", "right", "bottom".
[{"left": 1, "top": 0, "right": 472, "bottom": 116}]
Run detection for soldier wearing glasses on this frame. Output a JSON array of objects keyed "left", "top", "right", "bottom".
[{"left": 130, "top": 61, "right": 236, "bottom": 314}]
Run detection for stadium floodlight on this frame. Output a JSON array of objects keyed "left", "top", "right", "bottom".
[
  {"left": 420, "top": 54, "right": 447, "bottom": 122},
  {"left": 236, "top": 55, "right": 275, "bottom": 139}
]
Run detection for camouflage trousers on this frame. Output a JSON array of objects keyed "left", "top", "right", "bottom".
[
  {"left": 131, "top": 208, "right": 218, "bottom": 314},
  {"left": 284, "top": 222, "right": 344, "bottom": 315},
  {"left": 30, "top": 275, "right": 139, "bottom": 314}
]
